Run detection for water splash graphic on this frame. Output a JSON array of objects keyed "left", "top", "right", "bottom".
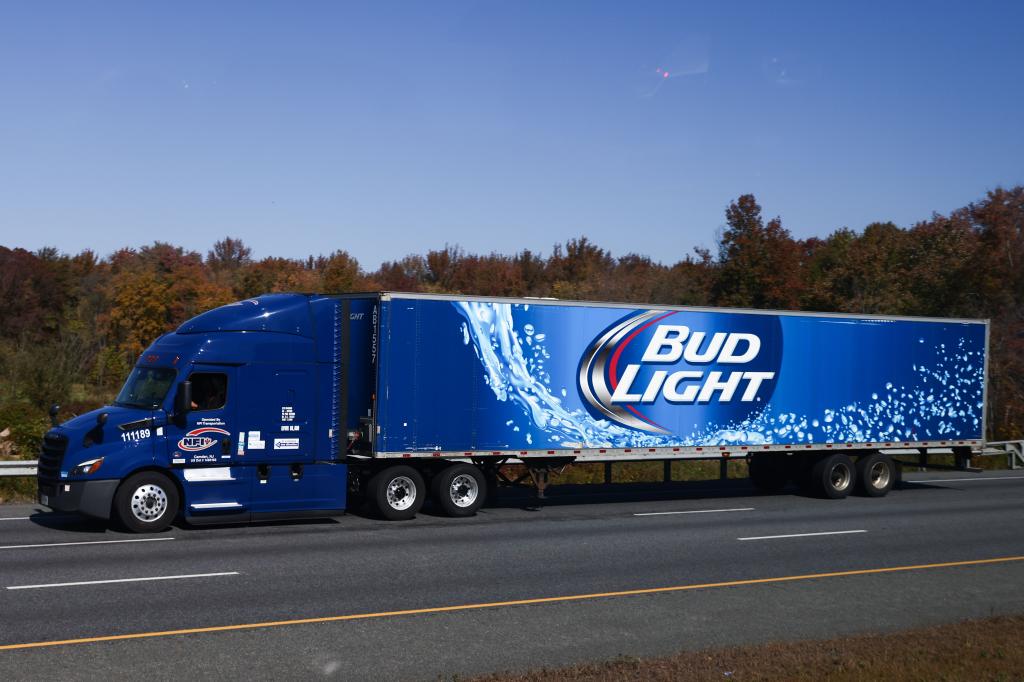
[{"left": 455, "top": 302, "right": 983, "bottom": 448}]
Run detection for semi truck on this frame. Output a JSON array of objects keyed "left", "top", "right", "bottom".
[{"left": 37, "top": 292, "right": 988, "bottom": 532}]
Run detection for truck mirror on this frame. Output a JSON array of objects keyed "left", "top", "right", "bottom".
[
  {"left": 48, "top": 403, "right": 60, "bottom": 427},
  {"left": 174, "top": 381, "right": 192, "bottom": 425}
]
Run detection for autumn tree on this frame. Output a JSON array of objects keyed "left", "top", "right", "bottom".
[
  {"left": 317, "top": 250, "right": 361, "bottom": 293},
  {"left": 207, "top": 237, "right": 253, "bottom": 272},
  {"left": 547, "top": 237, "right": 616, "bottom": 300},
  {"left": 713, "top": 194, "right": 803, "bottom": 310}
]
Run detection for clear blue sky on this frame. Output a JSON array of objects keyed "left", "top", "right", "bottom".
[{"left": 1, "top": 1, "right": 1021, "bottom": 268}]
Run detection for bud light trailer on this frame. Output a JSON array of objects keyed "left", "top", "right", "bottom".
[{"left": 37, "top": 292, "right": 989, "bottom": 531}]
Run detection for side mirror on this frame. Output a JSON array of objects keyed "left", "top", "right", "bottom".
[
  {"left": 174, "top": 381, "right": 192, "bottom": 426},
  {"left": 48, "top": 404, "right": 60, "bottom": 427}
]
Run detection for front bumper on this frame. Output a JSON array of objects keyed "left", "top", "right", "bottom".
[{"left": 37, "top": 479, "right": 119, "bottom": 520}]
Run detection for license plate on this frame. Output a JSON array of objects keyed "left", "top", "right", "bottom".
[{"left": 39, "top": 494, "right": 48, "bottom": 506}]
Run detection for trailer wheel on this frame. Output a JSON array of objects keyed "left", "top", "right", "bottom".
[
  {"left": 368, "top": 466, "right": 425, "bottom": 520},
  {"left": 810, "top": 454, "right": 856, "bottom": 499},
  {"left": 748, "top": 454, "right": 789, "bottom": 493},
  {"left": 431, "top": 463, "right": 487, "bottom": 517},
  {"left": 856, "top": 453, "right": 894, "bottom": 497},
  {"left": 114, "top": 471, "right": 179, "bottom": 533}
]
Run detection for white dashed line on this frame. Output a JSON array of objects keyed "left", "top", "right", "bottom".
[
  {"left": 909, "top": 475, "right": 1024, "bottom": 483},
  {"left": 634, "top": 507, "right": 755, "bottom": 517},
  {"left": 7, "top": 572, "right": 238, "bottom": 590},
  {"left": 739, "top": 530, "right": 867, "bottom": 541},
  {"left": 0, "top": 538, "right": 174, "bottom": 550}
]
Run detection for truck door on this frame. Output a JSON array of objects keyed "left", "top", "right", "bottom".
[
  {"left": 241, "top": 367, "right": 342, "bottom": 514},
  {"left": 163, "top": 364, "right": 250, "bottom": 514}
]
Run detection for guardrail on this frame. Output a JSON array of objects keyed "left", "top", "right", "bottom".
[
  {"left": 984, "top": 441, "right": 1024, "bottom": 469},
  {"left": 0, "top": 460, "right": 38, "bottom": 477}
]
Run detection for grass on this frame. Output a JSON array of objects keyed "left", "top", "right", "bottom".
[
  {"left": 0, "top": 476, "right": 36, "bottom": 504},
  {"left": 469, "top": 614, "right": 1024, "bottom": 681}
]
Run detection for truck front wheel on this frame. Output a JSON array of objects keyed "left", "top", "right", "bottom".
[
  {"left": 114, "top": 472, "right": 179, "bottom": 533},
  {"left": 431, "top": 463, "right": 487, "bottom": 517},
  {"left": 368, "top": 465, "right": 425, "bottom": 520}
]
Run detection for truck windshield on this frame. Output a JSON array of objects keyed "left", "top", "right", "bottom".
[{"left": 114, "top": 367, "right": 177, "bottom": 409}]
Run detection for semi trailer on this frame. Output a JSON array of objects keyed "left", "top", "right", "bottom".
[{"left": 37, "top": 292, "right": 988, "bottom": 532}]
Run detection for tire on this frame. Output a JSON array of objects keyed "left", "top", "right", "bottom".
[
  {"left": 368, "top": 465, "right": 425, "bottom": 520},
  {"left": 114, "top": 471, "right": 179, "bottom": 533},
  {"left": 747, "top": 454, "right": 789, "bottom": 493},
  {"left": 856, "top": 452, "right": 895, "bottom": 497},
  {"left": 431, "top": 463, "right": 487, "bottom": 517},
  {"left": 810, "top": 453, "right": 856, "bottom": 499}
]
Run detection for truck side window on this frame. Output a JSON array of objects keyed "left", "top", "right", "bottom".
[{"left": 189, "top": 372, "right": 228, "bottom": 411}]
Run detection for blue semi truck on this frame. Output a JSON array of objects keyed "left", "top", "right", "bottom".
[{"left": 37, "top": 292, "right": 989, "bottom": 532}]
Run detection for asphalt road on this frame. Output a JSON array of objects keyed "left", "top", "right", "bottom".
[{"left": 1, "top": 470, "right": 1023, "bottom": 680}]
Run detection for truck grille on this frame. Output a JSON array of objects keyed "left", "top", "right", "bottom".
[{"left": 36, "top": 432, "right": 68, "bottom": 496}]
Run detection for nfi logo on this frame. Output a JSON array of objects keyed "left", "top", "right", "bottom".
[
  {"left": 178, "top": 427, "right": 230, "bottom": 452},
  {"left": 578, "top": 310, "right": 782, "bottom": 434}
]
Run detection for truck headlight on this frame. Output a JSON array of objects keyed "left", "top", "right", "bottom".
[{"left": 71, "top": 458, "right": 104, "bottom": 476}]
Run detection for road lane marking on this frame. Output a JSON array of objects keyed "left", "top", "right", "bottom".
[
  {"left": 738, "top": 530, "right": 867, "bottom": 541},
  {"left": 1, "top": 555, "right": 1022, "bottom": 651},
  {"left": 7, "top": 572, "right": 239, "bottom": 591},
  {"left": 909, "top": 475, "right": 1024, "bottom": 483},
  {"left": 634, "top": 507, "right": 755, "bottom": 517},
  {"left": 0, "top": 517, "right": 31, "bottom": 521},
  {"left": 0, "top": 538, "right": 174, "bottom": 550}
]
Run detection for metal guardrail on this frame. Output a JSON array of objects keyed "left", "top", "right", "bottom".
[
  {"left": 983, "top": 441, "right": 1024, "bottom": 469},
  {"left": 0, "top": 460, "right": 38, "bottom": 477}
]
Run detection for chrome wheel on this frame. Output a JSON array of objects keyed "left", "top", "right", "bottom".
[
  {"left": 449, "top": 473, "right": 480, "bottom": 508},
  {"left": 386, "top": 476, "right": 417, "bottom": 511},
  {"left": 869, "top": 460, "right": 891, "bottom": 490},
  {"left": 829, "top": 463, "right": 852, "bottom": 492},
  {"left": 130, "top": 484, "right": 168, "bottom": 523}
]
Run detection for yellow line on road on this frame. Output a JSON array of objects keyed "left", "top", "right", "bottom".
[{"left": 2, "top": 555, "right": 1023, "bottom": 652}]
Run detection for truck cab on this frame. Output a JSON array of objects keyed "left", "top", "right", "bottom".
[{"left": 37, "top": 294, "right": 357, "bottom": 532}]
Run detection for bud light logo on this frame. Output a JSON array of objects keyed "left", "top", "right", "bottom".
[
  {"left": 178, "top": 427, "right": 230, "bottom": 452},
  {"left": 578, "top": 310, "right": 783, "bottom": 434}
]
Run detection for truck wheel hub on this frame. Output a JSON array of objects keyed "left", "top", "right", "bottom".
[
  {"left": 130, "top": 484, "right": 168, "bottom": 522},
  {"left": 386, "top": 476, "right": 416, "bottom": 511},
  {"left": 449, "top": 474, "right": 479, "bottom": 507}
]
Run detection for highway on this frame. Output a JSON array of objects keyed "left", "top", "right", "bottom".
[{"left": 1, "top": 470, "right": 1023, "bottom": 679}]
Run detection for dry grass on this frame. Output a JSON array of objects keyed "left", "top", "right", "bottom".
[
  {"left": 470, "top": 614, "right": 1024, "bottom": 681},
  {"left": 0, "top": 476, "right": 36, "bottom": 504}
]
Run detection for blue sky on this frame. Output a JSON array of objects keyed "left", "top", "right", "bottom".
[{"left": 1, "top": 1, "right": 1021, "bottom": 268}]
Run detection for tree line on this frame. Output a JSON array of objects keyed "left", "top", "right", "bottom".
[{"left": 1, "top": 188, "right": 1022, "bottom": 457}]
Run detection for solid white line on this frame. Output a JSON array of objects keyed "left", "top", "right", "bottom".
[
  {"left": 7, "top": 572, "right": 239, "bottom": 590},
  {"left": 0, "top": 538, "right": 174, "bottom": 550},
  {"left": 910, "top": 475, "right": 1024, "bottom": 483},
  {"left": 739, "top": 530, "right": 867, "bottom": 541},
  {"left": 0, "top": 517, "right": 31, "bottom": 521},
  {"left": 634, "top": 507, "right": 755, "bottom": 517}
]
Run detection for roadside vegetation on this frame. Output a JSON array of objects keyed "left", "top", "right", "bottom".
[
  {"left": 2, "top": 187, "right": 1022, "bottom": 496},
  {"left": 471, "top": 614, "right": 1024, "bottom": 681}
]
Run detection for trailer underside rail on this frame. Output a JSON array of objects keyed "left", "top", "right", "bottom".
[{"left": 376, "top": 439, "right": 984, "bottom": 463}]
